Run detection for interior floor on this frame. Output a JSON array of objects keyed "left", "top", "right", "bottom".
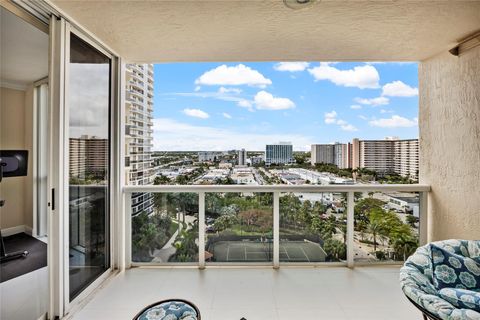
[
  {"left": 0, "top": 232, "right": 47, "bottom": 283},
  {"left": 69, "top": 267, "right": 420, "bottom": 320}
]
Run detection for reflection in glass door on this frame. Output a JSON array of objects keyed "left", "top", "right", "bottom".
[{"left": 68, "top": 33, "right": 111, "bottom": 300}]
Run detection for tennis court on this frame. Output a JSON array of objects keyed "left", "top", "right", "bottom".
[{"left": 207, "top": 240, "right": 327, "bottom": 263}]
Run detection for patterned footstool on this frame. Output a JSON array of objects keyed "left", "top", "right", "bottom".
[{"left": 133, "top": 299, "right": 200, "bottom": 320}]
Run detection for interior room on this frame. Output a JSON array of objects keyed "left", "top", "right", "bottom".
[{"left": 0, "top": 5, "right": 49, "bottom": 320}]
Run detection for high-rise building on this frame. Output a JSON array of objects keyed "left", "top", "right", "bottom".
[
  {"left": 265, "top": 142, "right": 293, "bottom": 166},
  {"left": 311, "top": 143, "right": 349, "bottom": 169},
  {"left": 238, "top": 149, "right": 247, "bottom": 166},
  {"left": 69, "top": 135, "right": 108, "bottom": 178},
  {"left": 125, "top": 63, "right": 156, "bottom": 216},
  {"left": 311, "top": 144, "right": 335, "bottom": 165},
  {"left": 198, "top": 151, "right": 221, "bottom": 162},
  {"left": 352, "top": 137, "right": 419, "bottom": 179}
]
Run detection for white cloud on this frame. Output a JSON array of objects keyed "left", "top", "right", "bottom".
[
  {"left": 350, "top": 105, "right": 362, "bottom": 110},
  {"left": 381, "top": 80, "right": 418, "bottom": 97},
  {"left": 237, "top": 99, "right": 254, "bottom": 111},
  {"left": 218, "top": 87, "right": 242, "bottom": 94},
  {"left": 152, "top": 118, "right": 313, "bottom": 151},
  {"left": 324, "top": 111, "right": 338, "bottom": 124},
  {"left": 308, "top": 63, "right": 380, "bottom": 89},
  {"left": 222, "top": 112, "right": 232, "bottom": 119},
  {"left": 340, "top": 124, "right": 358, "bottom": 132},
  {"left": 380, "top": 109, "right": 393, "bottom": 114},
  {"left": 324, "top": 110, "right": 358, "bottom": 131},
  {"left": 358, "top": 115, "right": 369, "bottom": 120},
  {"left": 195, "top": 64, "right": 272, "bottom": 88},
  {"left": 369, "top": 115, "right": 418, "bottom": 128},
  {"left": 355, "top": 96, "right": 390, "bottom": 106},
  {"left": 182, "top": 108, "right": 210, "bottom": 119},
  {"left": 194, "top": 86, "right": 201, "bottom": 92},
  {"left": 253, "top": 91, "right": 295, "bottom": 110},
  {"left": 274, "top": 62, "right": 310, "bottom": 72}
]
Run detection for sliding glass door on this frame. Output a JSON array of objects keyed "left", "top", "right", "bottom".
[{"left": 67, "top": 33, "right": 111, "bottom": 301}]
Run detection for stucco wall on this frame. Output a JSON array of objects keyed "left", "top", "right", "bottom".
[
  {"left": 0, "top": 86, "right": 33, "bottom": 231},
  {"left": 419, "top": 46, "right": 480, "bottom": 241}
]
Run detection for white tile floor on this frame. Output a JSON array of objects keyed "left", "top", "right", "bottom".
[{"left": 70, "top": 267, "right": 421, "bottom": 320}]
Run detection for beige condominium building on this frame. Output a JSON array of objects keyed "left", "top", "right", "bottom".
[
  {"left": 125, "top": 63, "right": 156, "bottom": 215},
  {"left": 311, "top": 137, "right": 419, "bottom": 180},
  {"left": 69, "top": 135, "right": 108, "bottom": 178},
  {"left": 352, "top": 137, "right": 419, "bottom": 180}
]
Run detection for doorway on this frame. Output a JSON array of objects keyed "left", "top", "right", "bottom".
[{"left": 0, "top": 4, "right": 49, "bottom": 320}]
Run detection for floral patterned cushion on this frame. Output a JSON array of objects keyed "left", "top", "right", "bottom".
[
  {"left": 431, "top": 245, "right": 480, "bottom": 291},
  {"left": 400, "top": 240, "right": 480, "bottom": 320},
  {"left": 468, "top": 241, "right": 480, "bottom": 261},
  {"left": 134, "top": 300, "right": 199, "bottom": 320},
  {"left": 439, "top": 288, "right": 480, "bottom": 313}
]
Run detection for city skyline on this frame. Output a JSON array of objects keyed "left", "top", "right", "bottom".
[{"left": 152, "top": 61, "right": 419, "bottom": 151}]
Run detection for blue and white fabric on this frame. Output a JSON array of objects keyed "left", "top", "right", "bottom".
[
  {"left": 439, "top": 288, "right": 480, "bottom": 313},
  {"left": 400, "top": 240, "right": 480, "bottom": 320},
  {"left": 431, "top": 244, "right": 480, "bottom": 291},
  {"left": 135, "top": 300, "right": 198, "bottom": 320}
]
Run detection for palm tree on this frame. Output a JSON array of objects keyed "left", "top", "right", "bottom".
[{"left": 367, "top": 219, "right": 383, "bottom": 252}]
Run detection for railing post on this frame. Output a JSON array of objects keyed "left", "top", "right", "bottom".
[
  {"left": 419, "top": 191, "right": 428, "bottom": 246},
  {"left": 273, "top": 191, "right": 280, "bottom": 269},
  {"left": 198, "top": 191, "right": 205, "bottom": 269},
  {"left": 347, "top": 191, "right": 354, "bottom": 268},
  {"left": 125, "top": 192, "right": 132, "bottom": 269}
]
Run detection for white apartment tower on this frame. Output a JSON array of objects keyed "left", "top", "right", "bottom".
[
  {"left": 238, "top": 149, "right": 247, "bottom": 166},
  {"left": 125, "top": 64, "right": 156, "bottom": 216}
]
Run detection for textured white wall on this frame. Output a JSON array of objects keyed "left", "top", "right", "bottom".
[{"left": 419, "top": 46, "right": 480, "bottom": 241}]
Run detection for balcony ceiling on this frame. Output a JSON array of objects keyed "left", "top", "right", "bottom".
[{"left": 51, "top": 0, "right": 480, "bottom": 62}]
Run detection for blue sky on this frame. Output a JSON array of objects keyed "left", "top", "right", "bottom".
[{"left": 152, "top": 62, "right": 418, "bottom": 151}]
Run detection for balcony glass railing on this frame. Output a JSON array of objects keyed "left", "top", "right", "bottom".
[{"left": 124, "top": 184, "right": 429, "bottom": 267}]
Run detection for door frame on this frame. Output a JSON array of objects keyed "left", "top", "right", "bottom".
[{"left": 48, "top": 14, "right": 123, "bottom": 319}]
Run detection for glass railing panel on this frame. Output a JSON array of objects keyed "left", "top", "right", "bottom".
[
  {"left": 279, "top": 192, "right": 347, "bottom": 263},
  {"left": 205, "top": 192, "right": 273, "bottom": 263},
  {"left": 131, "top": 192, "right": 198, "bottom": 263},
  {"left": 353, "top": 191, "right": 420, "bottom": 263}
]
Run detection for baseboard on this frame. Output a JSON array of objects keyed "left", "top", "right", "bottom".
[{"left": 1, "top": 225, "right": 33, "bottom": 237}]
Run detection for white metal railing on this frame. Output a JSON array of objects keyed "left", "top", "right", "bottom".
[{"left": 123, "top": 184, "right": 430, "bottom": 269}]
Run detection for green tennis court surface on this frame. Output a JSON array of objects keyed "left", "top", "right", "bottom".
[{"left": 208, "top": 240, "right": 326, "bottom": 262}]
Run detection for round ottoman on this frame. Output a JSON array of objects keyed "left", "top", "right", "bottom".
[{"left": 133, "top": 299, "right": 200, "bottom": 320}]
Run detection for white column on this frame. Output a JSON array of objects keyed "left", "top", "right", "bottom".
[
  {"left": 198, "top": 191, "right": 206, "bottom": 269},
  {"left": 125, "top": 192, "right": 132, "bottom": 269},
  {"left": 273, "top": 191, "right": 280, "bottom": 269},
  {"left": 419, "top": 191, "right": 428, "bottom": 245},
  {"left": 347, "top": 191, "right": 355, "bottom": 268}
]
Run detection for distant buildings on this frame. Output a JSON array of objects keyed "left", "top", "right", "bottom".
[
  {"left": 69, "top": 135, "right": 108, "bottom": 178},
  {"left": 237, "top": 149, "right": 247, "bottom": 166},
  {"left": 310, "top": 137, "right": 419, "bottom": 179},
  {"left": 248, "top": 155, "right": 263, "bottom": 166},
  {"left": 354, "top": 138, "right": 419, "bottom": 179},
  {"left": 311, "top": 144, "right": 335, "bottom": 166},
  {"left": 231, "top": 167, "right": 257, "bottom": 185},
  {"left": 311, "top": 143, "right": 349, "bottom": 169},
  {"left": 198, "top": 151, "right": 221, "bottom": 162},
  {"left": 125, "top": 63, "right": 156, "bottom": 215},
  {"left": 265, "top": 142, "right": 293, "bottom": 166}
]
